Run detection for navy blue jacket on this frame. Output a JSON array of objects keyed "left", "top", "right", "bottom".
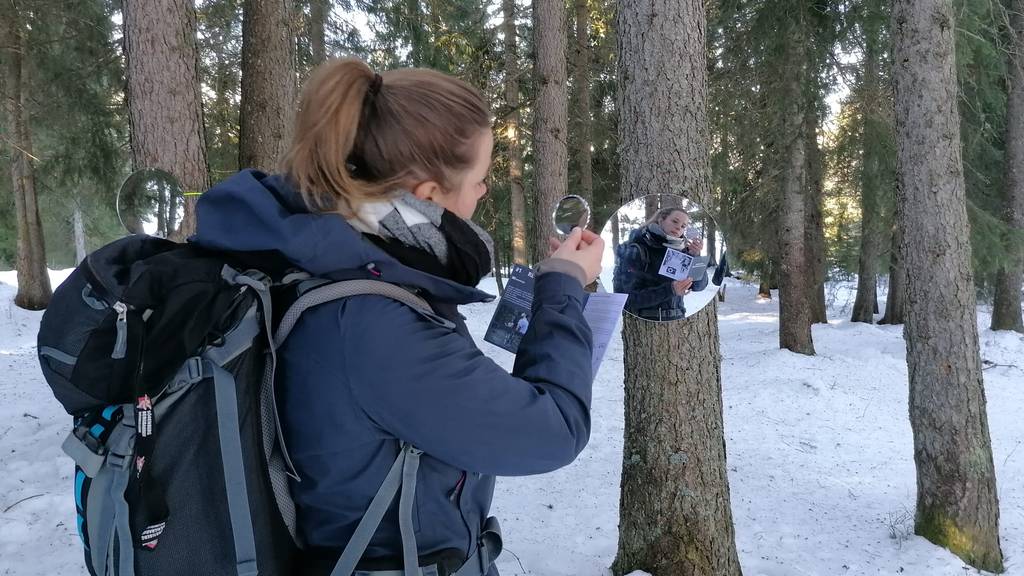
[
  {"left": 612, "top": 225, "right": 708, "bottom": 321},
  {"left": 191, "top": 170, "right": 594, "bottom": 572}
]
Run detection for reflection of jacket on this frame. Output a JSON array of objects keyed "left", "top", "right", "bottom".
[
  {"left": 613, "top": 224, "right": 708, "bottom": 321},
  {"left": 192, "top": 170, "right": 594, "bottom": 574}
]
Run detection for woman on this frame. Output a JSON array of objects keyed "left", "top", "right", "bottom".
[
  {"left": 612, "top": 206, "right": 708, "bottom": 321},
  {"left": 191, "top": 59, "right": 603, "bottom": 575}
]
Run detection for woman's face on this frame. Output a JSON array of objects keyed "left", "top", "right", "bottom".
[
  {"left": 660, "top": 210, "right": 689, "bottom": 238},
  {"left": 431, "top": 130, "right": 494, "bottom": 220}
]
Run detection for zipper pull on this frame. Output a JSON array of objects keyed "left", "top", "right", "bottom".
[{"left": 112, "top": 301, "right": 128, "bottom": 359}]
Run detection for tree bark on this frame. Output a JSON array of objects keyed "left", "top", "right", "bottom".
[
  {"left": 123, "top": 0, "right": 210, "bottom": 240},
  {"left": 2, "top": 4, "right": 52, "bottom": 310},
  {"left": 531, "top": 0, "right": 568, "bottom": 259},
  {"left": 310, "top": 0, "right": 328, "bottom": 65},
  {"left": 892, "top": 0, "right": 1004, "bottom": 570},
  {"left": 991, "top": 0, "right": 1024, "bottom": 333},
  {"left": 778, "top": 22, "right": 815, "bottom": 355},
  {"left": 613, "top": 1, "right": 742, "bottom": 574},
  {"left": 240, "top": 0, "right": 296, "bottom": 172},
  {"left": 804, "top": 106, "right": 827, "bottom": 324},
  {"left": 572, "top": 0, "right": 594, "bottom": 211},
  {"left": 505, "top": 0, "right": 528, "bottom": 265}
]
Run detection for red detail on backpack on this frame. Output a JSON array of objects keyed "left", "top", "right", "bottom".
[
  {"left": 135, "top": 455, "right": 146, "bottom": 475},
  {"left": 142, "top": 540, "right": 159, "bottom": 550},
  {"left": 136, "top": 395, "right": 152, "bottom": 411}
]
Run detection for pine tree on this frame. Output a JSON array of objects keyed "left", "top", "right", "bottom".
[
  {"left": 892, "top": 0, "right": 1004, "bottom": 569},
  {"left": 613, "top": 0, "right": 741, "bottom": 573},
  {"left": 532, "top": 0, "right": 568, "bottom": 257},
  {"left": 123, "top": 0, "right": 210, "bottom": 239},
  {"left": 239, "top": 0, "right": 296, "bottom": 171},
  {"left": 991, "top": 0, "right": 1024, "bottom": 332},
  {"left": 2, "top": 1, "right": 52, "bottom": 309}
]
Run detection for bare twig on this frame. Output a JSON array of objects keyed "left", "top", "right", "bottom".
[
  {"left": 1004, "top": 440, "right": 1021, "bottom": 468},
  {"left": 3, "top": 493, "right": 45, "bottom": 513}
]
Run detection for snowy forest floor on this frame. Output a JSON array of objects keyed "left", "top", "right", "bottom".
[{"left": 0, "top": 270, "right": 1021, "bottom": 576}]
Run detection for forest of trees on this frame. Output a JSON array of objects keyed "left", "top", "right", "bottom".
[{"left": 2, "top": 0, "right": 1021, "bottom": 572}]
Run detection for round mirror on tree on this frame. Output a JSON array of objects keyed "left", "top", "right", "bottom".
[
  {"left": 598, "top": 193, "right": 727, "bottom": 322},
  {"left": 116, "top": 168, "right": 185, "bottom": 237},
  {"left": 552, "top": 194, "right": 592, "bottom": 235}
]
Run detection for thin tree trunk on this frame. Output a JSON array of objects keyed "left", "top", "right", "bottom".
[
  {"left": 853, "top": 36, "right": 884, "bottom": 324},
  {"left": 707, "top": 217, "right": 718, "bottom": 267},
  {"left": 611, "top": 212, "right": 620, "bottom": 249},
  {"left": 505, "top": 0, "right": 528, "bottom": 264},
  {"left": 992, "top": 0, "right": 1024, "bottom": 333},
  {"left": 310, "top": 0, "right": 327, "bottom": 65},
  {"left": 572, "top": 0, "right": 594, "bottom": 212},
  {"left": 2, "top": 4, "right": 52, "bottom": 310},
  {"left": 240, "top": 0, "right": 296, "bottom": 172},
  {"left": 613, "top": 1, "right": 742, "bottom": 574},
  {"left": 531, "top": 0, "right": 568, "bottom": 259},
  {"left": 73, "top": 203, "right": 87, "bottom": 264},
  {"left": 778, "top": 23, "right": 814, "bottom": 355},
  {"left": 804, "top": 106, "right": 827, "bottom": 323},
  {"left": 892, "top": 0, "right": 1004, "bottom": 570},
  {"left": 157, "top": 182, "right": 167, "bottom": 236},
  {"left": 123, "top": 0, "right": 210, "bottom": 240},
  {"left": 879, "top": 220, "right": 907, "bottom": 324}
]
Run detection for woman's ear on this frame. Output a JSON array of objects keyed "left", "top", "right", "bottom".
[{"left": 411, "top": 180, "right": 444, "bottom": 203}]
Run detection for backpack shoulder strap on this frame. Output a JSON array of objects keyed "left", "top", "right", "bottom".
[{"left": 273, "top": 279, "right": 454, "bottom": 349}]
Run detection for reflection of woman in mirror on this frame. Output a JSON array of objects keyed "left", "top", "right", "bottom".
[{"left": 613, "top": 207, "right": 709, "bottom": 321}]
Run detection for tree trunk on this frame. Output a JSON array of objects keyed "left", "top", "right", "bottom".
[
  {"left": 778, "top": 25, "right": 814, "bottom": 355},
  {"left": 852, "top": 36, "right": 884, "bottom": 324},
  {"left": 707, "top": 217, "right": 717, "bottom": 267},
  {"left": 240, "top": 0, "right": 296, "bottom": 172},
  {"left": 309, "top": 0, "right": 328, "bottom": 65},
  {"left": 73, "top": 203, "right": 87, "bottom": 264},
  {"left": 2, "top": 4, "right": 52, "bottom": 310},
  {"left": 505, "top": 0, "right": 528, "bottom": 265},
  {"left": 804, "top": 106, "right": 827, "bottom": 324},
  {"left": 879, "top": 220, "right": 907, "bottom": 324},
  {"left": 992, "top": 0, "right": 1024, "bottom": 333},
  {"left": 613, "top": 1, "right": 742, "bottom": 574},
  {"left": 572, "top": 0, "right": 594, "bottom": 212},
  {"left": 123, "top": 0, "right": 210, "bottom": 240},
  {"left": 892, "top": 0, "right": 1004, "bottom": 570},
  {"left": 611, "top": 212, "right": 621, "bottom": 249},
  {"left": 531, "top": 0, "right": 568, "bottom": 259}
]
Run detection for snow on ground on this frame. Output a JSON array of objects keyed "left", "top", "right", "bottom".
[{"left": 0, "top": 270, "right": 1021, "bottom": 576}]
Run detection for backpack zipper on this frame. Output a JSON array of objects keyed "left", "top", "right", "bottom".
[
  {"left": 112, "top": 301, "right": 128, "bottom": 359},
  {"left": 83, "top": 256, "right": 134, "bottom": 360}
]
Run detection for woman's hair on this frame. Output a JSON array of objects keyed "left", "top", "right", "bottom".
[
  {"left": 282, "top": 58, "right": 491, "bottom": 215},
  {"left": 647, "top": 207, "right": 688, "bottom": 226}
]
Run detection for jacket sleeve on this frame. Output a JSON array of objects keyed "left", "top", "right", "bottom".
[
  {"left": 339, "top": 271, "right": 594, "bottom": 477},
  {"left": 615, "top": 243, "right": 676, "bottom": 311}
]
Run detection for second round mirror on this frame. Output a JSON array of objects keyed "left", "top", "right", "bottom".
[
  {"left": 552, "top": 195, "right": 591, "bottom": 235},
  {"left": 116, "top": 168, "right": 185, "bottom": 237}
]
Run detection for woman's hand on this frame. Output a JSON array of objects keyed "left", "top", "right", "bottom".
[
  {"left": 548, "top": 227, "right": 604, "bottom": 283},
  {"left": 672, "top": 278, "right": 694, "bottom": 296},
  {"left": 686, "top": 238, "right": 704, "bottom": 254}
]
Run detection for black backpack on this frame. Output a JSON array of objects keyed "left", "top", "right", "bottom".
[{"left": 37, "top": 234, "right": 444, "bottom": 576}]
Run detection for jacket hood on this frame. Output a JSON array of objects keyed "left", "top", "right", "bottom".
[{"left": 190, "top": 169, "right": 494, "bottom": 305}]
